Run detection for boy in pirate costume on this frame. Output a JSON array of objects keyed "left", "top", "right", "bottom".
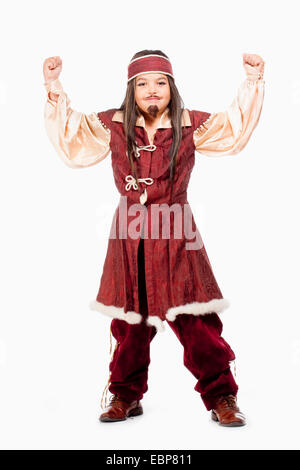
[{"left": 43, "top": 50, "right": 265, "bottom": 427}]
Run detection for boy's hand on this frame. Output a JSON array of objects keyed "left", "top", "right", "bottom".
[
  {"left": 43, "top": 56, "right": 62, "bottom": 83},
  {"left": 243, "top": 53, "right": 265, "bottom": 78}
]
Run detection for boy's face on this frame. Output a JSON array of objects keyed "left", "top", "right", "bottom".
[{"left": 134, "top": 73, "right": 171, "bottom": 119}]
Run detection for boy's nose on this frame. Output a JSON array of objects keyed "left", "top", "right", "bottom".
[{"left": 148, "top": 84, "right": 158, "bottom": 92}]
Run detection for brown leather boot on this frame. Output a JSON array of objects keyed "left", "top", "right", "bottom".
[
  {"left": 211, "top": 394, "right": 246, "bottom": 427},
  {"left": 99, "top": 394, "right": 143, "bottom": 422}
]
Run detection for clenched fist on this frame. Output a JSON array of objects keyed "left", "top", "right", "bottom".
[
  {"left": 243, "top": 53, "right": 265, "bottom": 79},
  {"left": 43, "top": 56, "right": 62, "bottom": 83}
]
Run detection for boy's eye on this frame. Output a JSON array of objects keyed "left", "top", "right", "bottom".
[{"left": 137, "top": 82, "right": 166, "bottom": 86}]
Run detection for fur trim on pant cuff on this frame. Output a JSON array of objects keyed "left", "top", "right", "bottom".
[
  {"left": 146, "top": 315, "right": 166, "bottom": 332},
  {"left": 89, "top": 300, "right": 143, "bottom": 325},
  {"left": 165, "top": 298, "right": 230, "bottom": 322}
]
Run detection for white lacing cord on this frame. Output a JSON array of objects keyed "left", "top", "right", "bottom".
[
  {"left": 135, "top": 144, "right": 157, "bottom": 158},
  {"left": 196, "top": 114, "right": 215, "bottom": 133}
]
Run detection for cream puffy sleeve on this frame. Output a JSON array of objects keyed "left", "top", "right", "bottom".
[
  {"left": 44, "top": 79, "right": 111, "bottom": 168},
  {"left": 194, "top": 64, "right": 265, "bottom": 156}
]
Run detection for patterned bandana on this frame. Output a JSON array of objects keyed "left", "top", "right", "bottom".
[{"left": 127, "top": 54, "right": 174, "bottom": 82}]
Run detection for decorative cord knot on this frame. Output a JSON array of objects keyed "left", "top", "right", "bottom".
[
  {"left": 135, "top": 144, "right": 157, "bottom": 158},
  {"left": 125, "top": 175, "right": 154, "bottom": 191}
]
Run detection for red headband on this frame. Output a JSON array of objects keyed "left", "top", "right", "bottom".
[{"left": 128, "top": 54, "right": 174, "bottom": 82}]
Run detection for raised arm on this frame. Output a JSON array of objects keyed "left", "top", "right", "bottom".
[
  {"left": 194, "top": 53, "right": 265, "bottom": 157},
  {"left": 43, "top": 56, "right": 111, "bottom": 168}
]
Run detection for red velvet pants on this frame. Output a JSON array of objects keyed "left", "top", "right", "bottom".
[{"left": 108, "top": 239, "right": 238, "bottom": 411}]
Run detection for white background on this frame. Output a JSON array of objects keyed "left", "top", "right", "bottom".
[{"left": 0, "top": 0, "right": 299, "bottom": 451}]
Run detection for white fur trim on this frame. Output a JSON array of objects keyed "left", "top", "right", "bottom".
[
  {"left": 90, "top": 298, "right": 230, "bottom": 332},
  {"left": 165, "top": 298, "right": 230, "bottom": 322},
  {"left": 146, "top": 315, "right": 166, "bottom": 332},
  {"left": 89, "top": 300, "right": 143, "bottom": 325}
]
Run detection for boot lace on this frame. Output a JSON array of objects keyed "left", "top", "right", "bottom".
[
  {"left": 217, "top": 394, "right": 237, "bottom": 409},
  {"left": 109, "top": 394, "right": 123, "bottom": 405},
  {"left": 108, "top": 394, "right": 131, "bottom": 407}
]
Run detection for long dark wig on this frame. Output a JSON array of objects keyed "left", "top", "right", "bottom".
[{"left": 118, "top": 49, "right": 185, "bottom": 200}]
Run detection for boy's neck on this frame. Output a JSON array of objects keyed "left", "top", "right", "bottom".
[{"left": 139, "top": 109, "right": 165, "bottom": 129}]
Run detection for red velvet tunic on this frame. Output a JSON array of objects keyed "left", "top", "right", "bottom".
[
  {"left": 44, "top": 74, "right": 265, "bottom": 333},
  {"left": 90, "top": 108, "right": 229, "bottom": 332}
]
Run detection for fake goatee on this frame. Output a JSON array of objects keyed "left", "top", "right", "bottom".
[{"left": 147, "top": 104, "right": 159, "bottom": 118}]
